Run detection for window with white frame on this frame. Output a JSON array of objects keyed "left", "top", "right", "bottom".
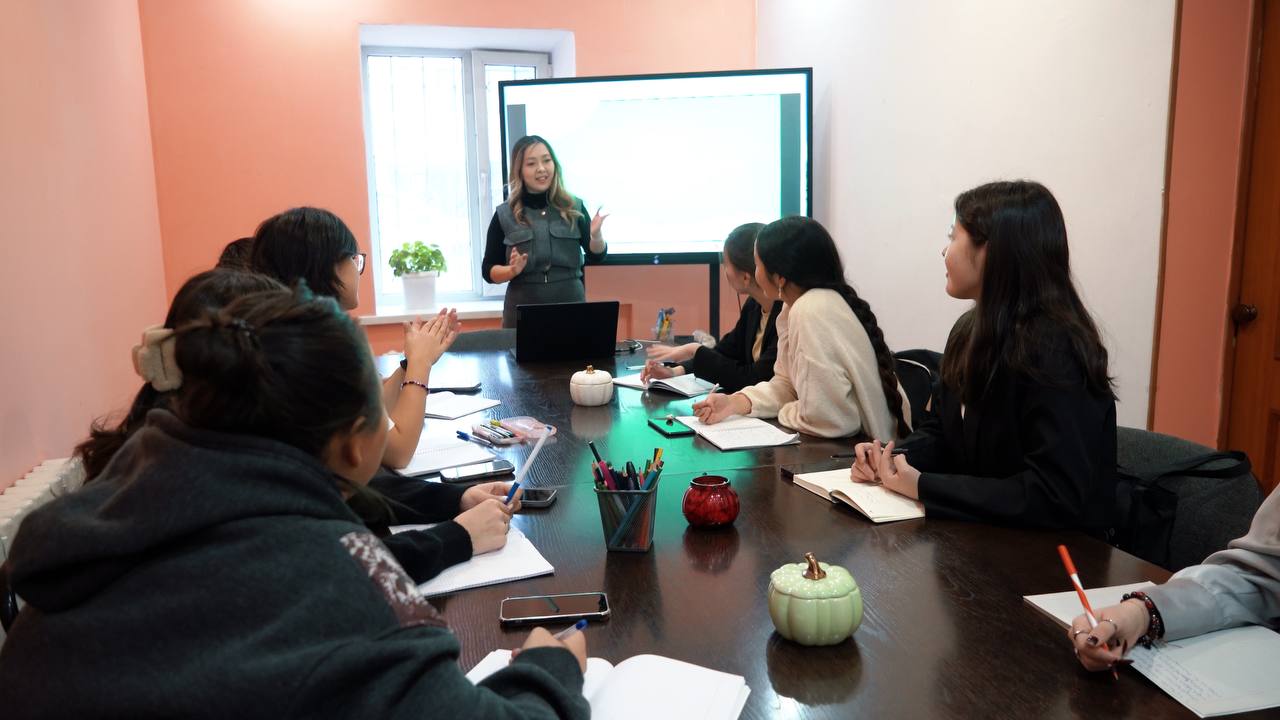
[{"left": 362, "top": 48, "right": 549, "bottom": 308}]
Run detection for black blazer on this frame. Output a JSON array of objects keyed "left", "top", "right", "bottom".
[
  {"left": 901, "top": 328, "right": 1117, "bottom": 532},
  {"left": 680, "top": 298, "right": 783, "bottom": 393}
]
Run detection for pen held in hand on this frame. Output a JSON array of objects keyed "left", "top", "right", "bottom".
[{"left": 554, "top": 618, "right": 588, "bottom": 640}]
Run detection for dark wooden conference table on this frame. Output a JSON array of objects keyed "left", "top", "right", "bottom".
[{"left": 410, "top": 347, "right": 1272, "bottom": 720}]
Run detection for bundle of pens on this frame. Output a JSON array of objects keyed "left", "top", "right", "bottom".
[{"left": 589, "top": 441, "right": 664, "bottom": 552}]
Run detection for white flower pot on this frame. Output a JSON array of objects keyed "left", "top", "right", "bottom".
[{"left": 402, "top": 271, "right": 439, "bottom": 311}]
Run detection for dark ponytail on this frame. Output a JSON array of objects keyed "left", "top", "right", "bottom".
[
  {"left": 755, "top": 216, "right": 910, "bottom": 437},
  {"left": 75, "top": 270, "right": 286, "bottom": 483},
  {"left": 171, "top": 282, "right": 382, "bottom": 458}
]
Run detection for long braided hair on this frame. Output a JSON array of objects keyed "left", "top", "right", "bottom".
[{"left": 755, "top": 216, "right": 910, "bottom": 437}]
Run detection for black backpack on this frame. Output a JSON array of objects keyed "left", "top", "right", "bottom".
[{"left": 1109, "top": 450, "right": 1254, "bottom": 570}]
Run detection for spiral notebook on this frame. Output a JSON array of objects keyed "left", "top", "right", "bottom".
[
  {"left": 675, "top": 415, "right": 799, "bottom": 450},
  {"left": 467, "top": 650, "right": 749, "bottom": 720}
]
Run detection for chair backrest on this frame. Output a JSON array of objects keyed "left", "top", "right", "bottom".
[
  {"left": 448, "top": 328, "right": 516, "bottom": 353},
  {"left": 1116, "top": 426, "right": 1263, "bottom": 571},
  {"left": 893, "top": 349, "right": 942, "bottom": 426}
]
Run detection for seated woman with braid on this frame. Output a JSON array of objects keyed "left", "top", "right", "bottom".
[{"left": 692, "top": 216, "right": 911, "bottom": 440}]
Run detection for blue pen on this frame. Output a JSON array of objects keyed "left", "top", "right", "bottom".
[
  {"left": 503, "top": 481, "right": 521, "bottom": 504},
  {"left": 456, "top": 430, "right": 493, "bottom": 448},
  {"left": 554, "top": 618, "right": 588, "bottom": 640}
]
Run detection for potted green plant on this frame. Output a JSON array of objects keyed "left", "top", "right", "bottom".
[{"left": 389, "top": 241, "right": 448, "bottom": 311}]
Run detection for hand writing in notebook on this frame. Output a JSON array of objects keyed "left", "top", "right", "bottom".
[
  {"left": 510, "top": 626, "right": 588, "bottom": 673},
  {"left": 454, "top": 498, "right": 514, "bottom": 555},
  {"left": 461, "top": 481, "right": 523, "bottom": 514},
  {"left": 850, "top": 440, "right": 920, "bottom": 500},
  {"left": 692, "top": 389, "right": 746, "bottom": 424},
  {"left": 1070, "top": 599, "right": 1148, "bottom": 672}
]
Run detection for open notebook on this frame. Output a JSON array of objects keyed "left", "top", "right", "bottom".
[
  {"left": 402, "top": 434, "right": 496, "bottom": 477},
  {"left": 1025, "top": 582, "right": 1280, "bottom": 718},
  {"left": 390, "top": 525, "right": 553, "bottom": 597},
  {"left": 675, "top": 415, "right": 799, "bottom": 451},
  {"left": 424, "top": 392, "right": 501, "bottom": 420},
  {"left": 613, "top": 372, "right": 715, "bottom": 398},
  {"left": 791, "top": 468, "right": 925, "bottom": 522},
  {"left": 467, "top": 650, "right": 749, "bottom": 720}
]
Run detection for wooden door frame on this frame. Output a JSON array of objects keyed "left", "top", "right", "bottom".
[{"left": 1217, "top": 0, "right": 1269, "bottom": 448}]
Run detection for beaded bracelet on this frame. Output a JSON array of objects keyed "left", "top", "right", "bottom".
[
  {"left": 1122, "top": 591, "right": 1165, "bottom": 648},
  {"left": 400, "top": 380, "right": 428, "bottom": 393}
]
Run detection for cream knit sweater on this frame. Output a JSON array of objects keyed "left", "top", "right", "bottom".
[{"left": 739, "top": 288, "right": 909, "bottom": 440}]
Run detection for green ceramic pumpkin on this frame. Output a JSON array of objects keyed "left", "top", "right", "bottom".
[{"left": 768, "top": 552, "right": 862, "bottom": 646}]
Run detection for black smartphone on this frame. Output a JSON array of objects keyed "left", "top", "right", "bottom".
[
  {"left": 520, "top": 488, "right": 557, "bottom": 508},
  {"left": 500, "top": 592, "right": 610, "bottom": 626},
  {"left": 438, "top": 459, "right": 515, "bottom": 482},
  {"left": 648, "top": 417, "right": 695, "bottom": 437}
]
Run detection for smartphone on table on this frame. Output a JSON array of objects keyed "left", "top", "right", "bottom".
[
  {"left": 500, "top": 592, "right": 610, "bottom": 626},
  {"left": 519, "top": 488, "right": 557, "bottom": 508},
  {"left": 439, "top": 459, "right": 515, "bottom": 483}
]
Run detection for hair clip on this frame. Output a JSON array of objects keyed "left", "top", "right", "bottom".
[{"left": 132, "top": 325, "right": 182, "bottom": 391}]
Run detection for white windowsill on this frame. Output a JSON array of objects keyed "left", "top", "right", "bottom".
[{"left": 358, "top": 300, "right": 504, "bottom": 326}]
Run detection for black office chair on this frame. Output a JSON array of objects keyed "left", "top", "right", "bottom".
[
  {"left": 893, "top": 349, "right": 942, "bottom": 426},
  {"left": 1116, "top": 427, "right": 1262, "bottom": 571},
  {"left": 1, "top": 561, "right": 18, "bottom": 632},
  {"left": 448, "top": 328, "right": 516, "bottom": 353}
]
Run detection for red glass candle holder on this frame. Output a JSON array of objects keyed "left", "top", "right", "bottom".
[{"left": 681, "top": 475, "right": 740, "bottom": 527}]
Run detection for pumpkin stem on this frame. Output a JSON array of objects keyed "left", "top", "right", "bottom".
[
  {"left": 586, "top": 365, "right": 595, "bottom": 373},
  {"left": 802, "top": 552, "right": 826, "bottom": 580}
]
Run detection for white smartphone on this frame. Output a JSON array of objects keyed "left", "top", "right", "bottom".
[{"left": 439, "top": 459, "right": 515, "bottom": 483}]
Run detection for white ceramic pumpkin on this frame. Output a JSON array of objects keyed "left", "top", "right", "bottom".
[
  {"left": 768, "top": 552, "right": 862, "bottom": 646},
  {"left": 570, "top": 365, "right": 614, "bottom": 406}
]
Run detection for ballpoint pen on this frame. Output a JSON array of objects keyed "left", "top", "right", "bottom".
[{"left": 456, "top": 430, "right": 493, "bottom": 448}]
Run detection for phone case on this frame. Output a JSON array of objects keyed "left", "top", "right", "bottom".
[
  {"left": 499, "top": 592, "right": 610, "bottom": 626},
  {"left": 649, "top": 417, "right": 695, "bottom": 437}
]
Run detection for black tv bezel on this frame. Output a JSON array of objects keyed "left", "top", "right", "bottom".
[{"left": 497, "top": 67, "right": 814, "bottom": 267}]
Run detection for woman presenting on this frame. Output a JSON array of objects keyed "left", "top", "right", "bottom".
[{"left": 482, "top": 135, "right": 608, "bottom": 328}]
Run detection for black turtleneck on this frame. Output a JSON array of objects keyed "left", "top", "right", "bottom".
[{"left": 482, "top": 191, "right": 600, "bottom": 283}]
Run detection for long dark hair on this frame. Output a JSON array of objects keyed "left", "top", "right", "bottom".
[
  {"left": 75, "top": 270, "right": 286, "bottom": 482},
  {"left": 755, "top": 216, "right": 910, "bottom": 437},
  {"left": 723, "top": 222, "right": 764, "bottom": 275},
  {"left": 940, "top": 181, "right": 1114, "bottom": 402},
  {"left": 249, "top": 207, "right": 359, "bottom": 299},
  {"left": 171, "top": 284, "right": 383, "bottom": 458}
]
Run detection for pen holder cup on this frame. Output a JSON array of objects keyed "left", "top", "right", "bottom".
[
  {"left": 652, "top": 324, "right": 673, "bottom": 343},
  {"left": 595, "top": 481, "right": 660, "bottom": 553}
]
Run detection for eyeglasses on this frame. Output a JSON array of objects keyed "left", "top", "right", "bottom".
[{"left": 352, "top": 253, "right": 367, "bottom": 275}]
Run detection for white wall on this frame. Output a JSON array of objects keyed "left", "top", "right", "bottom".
[{"left": 756, "top": 0, "right": 1176, "bottom": 427}]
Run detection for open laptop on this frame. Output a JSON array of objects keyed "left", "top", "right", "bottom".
[{"left": 514, "top": 301, "right": 619, "bottom": 363}]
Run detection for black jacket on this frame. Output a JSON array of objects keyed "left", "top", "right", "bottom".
[
  {"left": 361, "top": 471, "right": 474, "bottom": 583},
  {"left": 680, "top": 298, "right": 783, "bottom": 393},
  {"left": 901, "top": 327, "right": 1117, "bottom": 531},
  {"left": 0, "top": 410, "right": 587, "bottom": 719}
]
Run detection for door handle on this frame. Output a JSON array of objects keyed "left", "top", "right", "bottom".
[{"left": 1232, "top": 303, "right": 1259, "bottom": 327}]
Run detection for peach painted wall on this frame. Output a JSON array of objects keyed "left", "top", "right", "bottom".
[
  {"left": 1151, "top": 0, "right": 1255, "bottom": 445},
  {"left": 137, "top": 0, "right": 754, "bottom": 357},
  {"left": 0, "top": 0, "right": 167, "bottom": 487}
]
